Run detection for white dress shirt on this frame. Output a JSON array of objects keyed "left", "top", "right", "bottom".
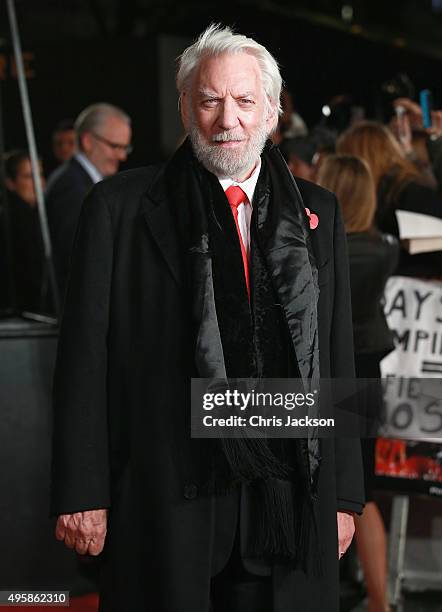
[
  {"left": 75, "top": 152, "right": 103, "bottom": 185},
  {"left": 218, "top": 159, "right": 261, "bottom": 252}
]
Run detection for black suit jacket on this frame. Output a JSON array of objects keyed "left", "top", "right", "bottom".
[
  {"left": 46, "top": 157, "right": 94, "bottom": 297},
  {"left": 376, "top": 176, "right": 442, "bottom": 278},
  {"left": 347, "top": 231, "right": 399, "bottom": 356},
  {"left": 51, "top": 165, "right": 364, "bottom": 612}
]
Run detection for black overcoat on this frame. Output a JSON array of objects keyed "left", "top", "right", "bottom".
[
  {"left": 46, "top": 157, "right": 94, "bottom": 296},
  {"left": 51, "top": 163, "right": 364, "bottom": 611}
]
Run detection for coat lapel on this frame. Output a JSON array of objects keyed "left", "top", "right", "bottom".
[
  {"left": 253, "top": 163, "right": 320, "bottom": 387},
  {"left": 140, "top": 166, "right": 183, "bottom": 288},
  {"left": 254, "top": 151, "right": 322, "bottom": 487}
]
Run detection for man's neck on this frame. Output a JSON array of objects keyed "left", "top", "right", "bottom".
[
  {"left": 218, "top": 159, "right": 261, "bottom": 207},
  {"left": 75, "top": 152, "right": 103, "bottom": 184},
  {"left": 227, "top": 160, "right": 259, "bottom": 183}
]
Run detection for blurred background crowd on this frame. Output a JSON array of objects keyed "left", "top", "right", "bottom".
[
  {"left": 1, "top": 0, "right": 442, "bottom": 316},
  {"left": 2, "top": 88, "right": 442, "bottom": 315}
]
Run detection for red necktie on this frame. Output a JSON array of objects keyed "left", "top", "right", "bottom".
[{"left": 225, "top": 185, "right": 250, "bottom": 299}]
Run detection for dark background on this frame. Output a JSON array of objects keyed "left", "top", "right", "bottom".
[
  {"left": 1, "top": 0, "right": 442, "bottom": 170},
  {"left": 1, "top": 2, "right": 442, "bottom": 600}
]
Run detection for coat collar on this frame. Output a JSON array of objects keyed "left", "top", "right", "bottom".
[{"left": 139, "top": 164, "right": 183, "bottom": 288}]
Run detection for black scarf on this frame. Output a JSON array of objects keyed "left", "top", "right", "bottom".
[{"left": 166, "top": 139, "right": 321, "bottom": 570}]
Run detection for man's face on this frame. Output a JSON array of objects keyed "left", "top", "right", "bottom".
[
  {"left": 181, "top": 52, "right": 277, "bottom": 180},
  {"left": 81, "top": 116, "right": 132, "bottom": 177},
  {"left": 6, "top": 158, "right": 45, "bottom": 207},
  {"left": 53, "top": 129, "right": 76, "bottom": 163}
]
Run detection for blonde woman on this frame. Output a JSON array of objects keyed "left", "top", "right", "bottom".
[
  {"left": 337, "top": 121, "right": 442, "bottom": 277},
  {"left": 318, "top": 154, "right": 399, "bottom": 612}
]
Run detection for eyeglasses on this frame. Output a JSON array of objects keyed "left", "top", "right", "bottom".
[{"left": 91, "top": 131, "right": 133, "bottom": 155}]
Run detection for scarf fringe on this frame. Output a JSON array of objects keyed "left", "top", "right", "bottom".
[
  {"left": 249, "top": 478, "right": 297, "bottom": 560},
  {"left": 246, "top": 478, "right": 322, "bottom": 575},
  {"left": 221, "top": 437, "right": 291, "bottom": 482}
]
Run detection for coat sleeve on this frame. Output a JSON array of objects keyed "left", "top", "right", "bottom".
[
  {"left": 50, "top": 184, "right": 113, "bottom": 516},
  {"left": 330, "top": 196, "right": 365, "bottom": 514}
]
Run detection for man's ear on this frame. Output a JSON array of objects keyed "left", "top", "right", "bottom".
[
  {"left": 266, "top": 100, "right": 279, "bottom": 134},
  {"left": 180, "top": 91, "right": 190, "bottom": 133},
  {"left": 266, "top": 102, "right": 278, "bottom": 134},
  {"left": 81, "top": 132, "right": 92, "bottom": 154}
]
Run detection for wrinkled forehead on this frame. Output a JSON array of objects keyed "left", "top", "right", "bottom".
[{"left": 192, "top": 51, "right": 264, "bottom": 97}]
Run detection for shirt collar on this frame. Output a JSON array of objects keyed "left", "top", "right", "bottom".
[
  {"left": 218, "top": 158, "right": 261, "bottom": 206},
  {"left": 75, "top": 152, "right": 103, "bottom": 184}
]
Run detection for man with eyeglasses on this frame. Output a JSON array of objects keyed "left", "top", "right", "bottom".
[{"left": 46, "top": 103, "right": 132, "bottom": 298}]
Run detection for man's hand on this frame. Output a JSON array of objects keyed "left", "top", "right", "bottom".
[
  {"left": 337, "top": 511, "right": 355, "bottom": 560},
  {"left": 55, "top": 509, "right": 107, "bottom": 556}
]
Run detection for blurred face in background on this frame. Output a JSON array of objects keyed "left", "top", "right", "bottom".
[
  {"left": 287, "top": 154, "right": 314, "bottom": 181},
  {"left": 53, "top": 129, "right": 76, "bottom": 163},
  {"left": 5, "top": 158, "right": 45, "bottom": 207},
  {"left": 80, "top": 115, "right": 132, "bottom": 177}
]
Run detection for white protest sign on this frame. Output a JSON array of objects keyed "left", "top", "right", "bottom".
[{"left": 381, "top": 276, "right": 442, "bottom": 440}]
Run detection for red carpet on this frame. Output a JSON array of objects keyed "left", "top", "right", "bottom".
[{"left": 11, "top": 593, "right": 99, "bottom": 611}]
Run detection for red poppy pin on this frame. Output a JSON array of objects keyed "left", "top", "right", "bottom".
[{"left": 305, "top": 207, "right": 319, "bottom": 230}]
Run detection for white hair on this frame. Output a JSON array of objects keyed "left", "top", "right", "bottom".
[
  {"left": 74, "top": 103, "right": 131, "bottom": 148},
  {"left": 189, "top": 112, "right": 268, "bottom": 179},
  {"left": 176, "top": 23, "right": 283, "bottom": 115}
]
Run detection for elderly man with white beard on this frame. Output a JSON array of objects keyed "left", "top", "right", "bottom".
[{"left": 51, "top": 24, "right": 364, "bottom": 612}]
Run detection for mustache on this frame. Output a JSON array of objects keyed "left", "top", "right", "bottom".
[{"left": 211, "top": 131, "right": 246, "bottom": 143}]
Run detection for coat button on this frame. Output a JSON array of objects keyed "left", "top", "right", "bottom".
[{"left": 183, "top": 484, "right": 198, "bottom": 499}]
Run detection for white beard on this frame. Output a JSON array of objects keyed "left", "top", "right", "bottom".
[{"left": 189, "top": 116, "right": 269, "bottom": 180}]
